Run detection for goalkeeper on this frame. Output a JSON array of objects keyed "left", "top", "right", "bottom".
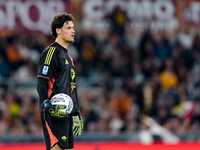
[{"left": 37, "top": 12, "right": 83, "bottom": 150}]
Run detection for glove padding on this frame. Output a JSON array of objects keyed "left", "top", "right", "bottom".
[
  {"left": 73, "top": 115, "right": 83, "bottom": 136},
  {"left": 43, "top": 100, "right": 68, "bottom": 118}
]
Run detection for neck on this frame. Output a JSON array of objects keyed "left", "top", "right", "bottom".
[{"left": 55, "top": 38, "right": 69, "bottom": 49}]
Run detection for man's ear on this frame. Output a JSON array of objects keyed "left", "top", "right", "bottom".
[{"left": 56, "top": 28, "right": 61, "bottom": 35}]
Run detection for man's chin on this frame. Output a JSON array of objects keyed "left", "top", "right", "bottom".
[{"left": 68, "top": 39, "right": 75, "bottom": 43}]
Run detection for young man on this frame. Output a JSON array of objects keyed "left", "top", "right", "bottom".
[{"left": 37, "top": 12, "right": 83, "bottom": 150}]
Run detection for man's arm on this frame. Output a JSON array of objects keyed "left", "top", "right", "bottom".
[
  {"left": 37, "top": 78, "right": 49, "bottom": 103},
  {"left": 37, "top": 47, "right": 58, "bottom": 103},
  {"left": 37, "top": 78, "right": 68, "bottom": 118}
]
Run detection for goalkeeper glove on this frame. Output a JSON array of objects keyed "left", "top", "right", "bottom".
[
  {"left": 43, "top": 99, "right": 68, "bottom": 118},
  {"left": 73, "top": 115, "right": 84, "bottom": 136}
]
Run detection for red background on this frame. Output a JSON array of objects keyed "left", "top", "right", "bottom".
[{"left": 1, "top": 142, "right": 200, "bottom": 150}]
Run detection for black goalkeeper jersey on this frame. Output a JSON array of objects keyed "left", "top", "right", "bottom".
[{"left": 37, "top": 42, "right": 79, "bottom": 115}]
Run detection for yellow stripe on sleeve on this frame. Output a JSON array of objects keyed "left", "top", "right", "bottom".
[
  {"left": 47, "top": 47, "right": 56, "bottom": 65},
  {"left": 44, "top": 47, "right": 56, "bottom": 65},
  {"left": 44, "top": 47, "right": 52, "bottom": 65}
]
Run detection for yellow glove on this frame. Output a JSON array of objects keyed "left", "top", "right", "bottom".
[
  {"left": 43, "top": 100, "right": 68, "bottom": 118},
  {"left": 73, "top": 115, "right": 83, "bottom": 136}
]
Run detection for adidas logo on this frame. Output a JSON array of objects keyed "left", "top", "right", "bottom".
[{"left": 65, "top": 59, "right": 69, "bottom": 64}]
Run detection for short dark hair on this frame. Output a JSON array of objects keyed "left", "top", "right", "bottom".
[{"left": 51, "top": 12, "right": 74, "bottom": 38}]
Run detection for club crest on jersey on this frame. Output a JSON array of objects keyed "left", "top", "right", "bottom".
[{"left": 42, "top": 66, "right": 49, "bottom": 75}]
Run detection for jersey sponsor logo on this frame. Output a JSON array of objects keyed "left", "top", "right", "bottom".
[
  {"left": 71, "top": 69, "right": 75, "bottom": 80},
  {"left": 71, "top": 69, "right": 76, "bottom": 94},
  {"left": 42, "top": 66, "right": 49, "bottom": 75},
  {"left": 44, "top": 47, "right": 56, "bottom": 65},
  {"left": 65, "top": 59, "right": 69, "bottom": 64},
  {"left": 71, "top": 82, "right": 76, "bottom": 89}
]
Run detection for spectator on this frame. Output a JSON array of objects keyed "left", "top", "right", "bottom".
[
  {"left": 108, "top": 5, "right": 127, "bottom": 38},
  {"left": 160, "top": 58, "right": 178, "bottom": 90}
]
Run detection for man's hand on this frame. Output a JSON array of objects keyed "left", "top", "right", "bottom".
[
  {"left": 73, "top": 115, "right": 83, "bottom": 136},
  {"left": 43, "top": 100, "right": 68, "bottom": 118}
]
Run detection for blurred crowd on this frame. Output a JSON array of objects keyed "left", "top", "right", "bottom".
[{"left": 0, "top": 6, "right": 200, "bottom": 142}]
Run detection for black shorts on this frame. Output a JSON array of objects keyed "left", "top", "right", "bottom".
[{"left": 40, "top": 112, "right": 74, "bottom": 150}]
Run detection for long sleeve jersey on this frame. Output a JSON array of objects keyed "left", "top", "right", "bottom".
[{"left": 37, "top": 42, "right": 79, "bottom": 115}]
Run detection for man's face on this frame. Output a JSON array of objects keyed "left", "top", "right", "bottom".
[{"left": 58, "top": 21, "right": 75, "bottom": 43}]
